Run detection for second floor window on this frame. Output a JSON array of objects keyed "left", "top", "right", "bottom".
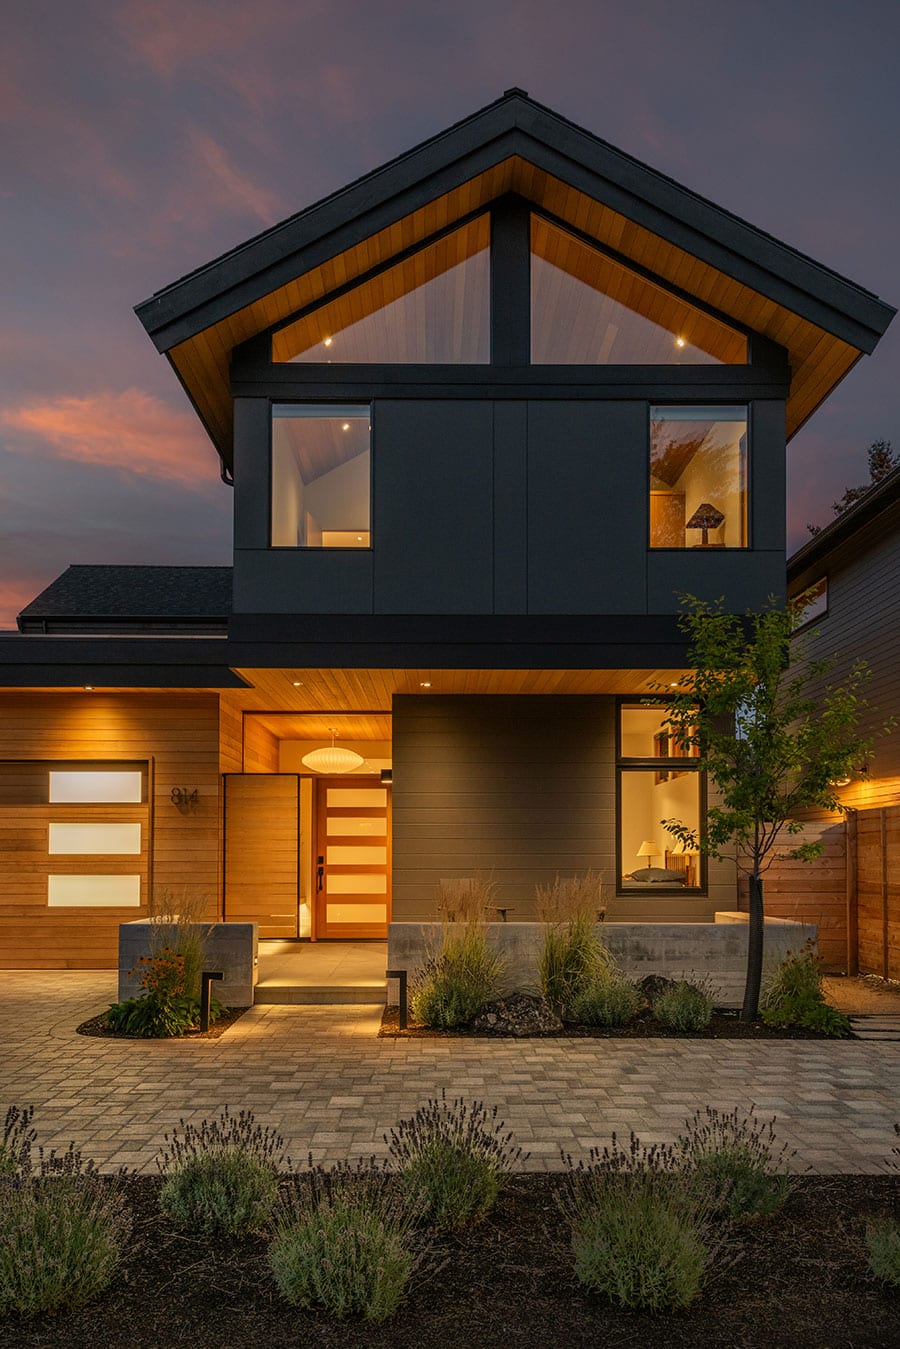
[
  {"left": 271, "top": 405, "right": 371, "bottom": 548},
  {"left": 650, "top": 405, "right": 748, "bottom": 549}
]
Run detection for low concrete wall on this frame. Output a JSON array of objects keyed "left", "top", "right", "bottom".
[
  {"left": 387, "top": 914, "right": 817, "bottom": 1008},
  {"left": 118, "top": 922, "right": 258, "bottom": 1007}
]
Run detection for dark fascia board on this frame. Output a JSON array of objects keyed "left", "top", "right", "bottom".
[
  {"left": 136, "top": 91, "right": 895, "bottom": 357},
  {"left": 787, "top": 466, "right": 900, "bottom": 583},
  {"left": 224, "top": 612, "right": 691, "bottom": 669},
  {"left": 0, "top": 635, "right": 248, "bottom": 689}
]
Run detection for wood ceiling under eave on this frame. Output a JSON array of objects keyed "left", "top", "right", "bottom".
[
  {"left": 169, "top": 155, "right": 862, "bottom": 462},
  {"left": 221, "top": 666, "right": 693, "bottom": 716}
]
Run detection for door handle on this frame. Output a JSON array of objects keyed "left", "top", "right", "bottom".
[{"left": 316, "top": 856, "right": 324, "bottom": 892}]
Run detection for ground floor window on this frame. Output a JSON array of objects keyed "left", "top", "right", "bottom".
[{"left": 617, "top": 701, "right": 703, "bottom": 892}]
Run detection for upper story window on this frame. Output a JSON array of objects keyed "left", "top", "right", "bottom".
[
  {"left": 271, "top": 405, "right": 371, "bottom": 548},
  {"left": 792, "top": 576, "right": 827, "bottom": 630},
  {"left": 272, "top": 216, "right": 490, "bottom": 364},
  {"left": 650, "top": 406, "right": 748, "bottom": 549},
  {"left": 530, "top": 216, "right": 747, "bottom": 366}
]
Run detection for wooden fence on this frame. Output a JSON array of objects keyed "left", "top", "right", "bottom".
[
  {"left": 855, "top": 805, "right": 900, "bottom": 980},
  {"left": 749, "top": 805, "right": 900, "bottom": 977}
]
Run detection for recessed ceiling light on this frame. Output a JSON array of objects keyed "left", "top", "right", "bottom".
[
  {"left": 323, "top": 337, "right": 333, "bottom": 347},
  {"left": 675, "top": 337, "right": 686, "bottom": 348},
  {"left": 83, "top": 685, "right": 93, "bottom": 691},
  {"left": 420, "top": 681, "right": 431, "bottom": 688},
  {"left": 357, "top": 535, "right": 363, "bottom": 541},
  {"left": 342, "top": 422, "right": 350, "bottom": 431},
  {"left": 292, "top": 681, "right": 303, "bottom": 687}
]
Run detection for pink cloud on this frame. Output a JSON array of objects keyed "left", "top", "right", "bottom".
[
  {"left": 1, "top": 389, "right": 220, "bottom": 489},
  {"left": 186, "top": 127, "right": 282, "bottom": 227},
  {"left": 0, "top": 576, "right": 43, "bottom": 631}
]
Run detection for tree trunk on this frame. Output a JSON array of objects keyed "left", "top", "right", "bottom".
[{"left": 741, "top": 873, "right": 765, "bottom": 1022}]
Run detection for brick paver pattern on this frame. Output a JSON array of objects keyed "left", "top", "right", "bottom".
[{"left": 3, "top": 973, "right": 899, "bottom": 1174}]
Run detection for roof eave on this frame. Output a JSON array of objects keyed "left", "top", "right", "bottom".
[{"left": 135, "top": 91, "right": 896, "bottom": 358}]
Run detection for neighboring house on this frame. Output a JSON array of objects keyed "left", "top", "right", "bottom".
[
  {"left": 776, "top": 468, "right": 900, "bottom": 976},
  {"left": 0, "top": 90, "right": 894, "bottom": 969}
]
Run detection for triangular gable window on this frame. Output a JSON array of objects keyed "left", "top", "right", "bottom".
[
  {"left": 531, "top": 216, "right": 746, "bottom": 365},
  {"left": 273, "top": 215, "right": 490, "bottom": 364}
]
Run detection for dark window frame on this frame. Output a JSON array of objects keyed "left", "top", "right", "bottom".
[
  {"left": 269, "top": 400, "right": 374, "bottom": 551},
  {"left": 262, "top": 196, "right": 756, "bottom": 375},
  {"left": 646, "top": 402, "right": 751, "bottom": 553},
  {"left": 614, "top": 696, "right": 707, "bottom": 897}
]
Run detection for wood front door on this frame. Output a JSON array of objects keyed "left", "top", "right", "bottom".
[
  {"left": 314, "top": 778, "right": 391, "bottom": 938},
  {"left": 223, "top": 774, "right": 300, "bottom": 938}
]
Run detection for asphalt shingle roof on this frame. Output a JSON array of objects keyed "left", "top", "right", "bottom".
[{"left": 17, "top": 565, "right": 232, "bottom": 622}]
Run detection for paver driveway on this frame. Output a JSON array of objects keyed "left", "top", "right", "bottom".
[{"left": 3, "top": 972, "right": 899, "bottom": 1174}]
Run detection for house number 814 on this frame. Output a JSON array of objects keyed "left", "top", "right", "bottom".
[{"left": 170, "top": 787, "right": 199, "bottom": 808}]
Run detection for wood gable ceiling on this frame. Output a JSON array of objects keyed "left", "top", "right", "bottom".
[{"left": 138, "top": 91, "right": 894, "bottom": 469}]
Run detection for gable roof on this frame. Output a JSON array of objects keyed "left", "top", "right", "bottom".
[
  {"left": 17, "top": 565, "right": 232, "bottom": 634},
  {"left": 788, "top": 465, "right": 900, "bottom": 584},
  {"left": 136, "top": 88, "right": 895, "bottom": 471}
]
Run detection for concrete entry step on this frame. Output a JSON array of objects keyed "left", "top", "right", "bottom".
[
  {"left": 254, "top": 938, "right": 388, "bottom": 1007},
  {"left": 254, "top": 984, "right": 385, "bottom": 1005}
]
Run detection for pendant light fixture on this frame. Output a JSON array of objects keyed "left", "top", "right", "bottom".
[{"left": 301, "top": 728, "right": 364, "bottom": 775}]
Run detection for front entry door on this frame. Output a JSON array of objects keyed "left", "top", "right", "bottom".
[{"left": 314, "top": 778, "right": 391, "bottom": 938}]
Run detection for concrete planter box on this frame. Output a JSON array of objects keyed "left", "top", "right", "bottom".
[
  {"left": 118, "top": 922, "right": 258, "bottom": 1007},
  {"left": 388, "top": 913, "right": 816, "bottom": 1009}
]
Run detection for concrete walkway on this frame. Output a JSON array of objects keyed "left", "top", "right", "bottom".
[{"left": 2, "top": 971, "right": 899, "bottom": 1176}]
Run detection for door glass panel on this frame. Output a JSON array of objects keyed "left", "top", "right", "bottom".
[
  {"left": 326, "top": 788, "right": 387, "bottom": 807},
  {"left": 49, "top": 823, "right": 142, "bottom": 855},
  {"left": 326, "top": 874, "right": 388, "bottom": 894},
  {"left": 327, "top": 845, "right": 388, "bottom": 865},
  {"left": 326, "top": 816, "right": 387, "bottom": 836},
  {"left": 326, "top": 904, "right": 388, "bottom": 924}
]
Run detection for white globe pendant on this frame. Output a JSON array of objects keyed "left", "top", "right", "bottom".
[{"left": 301, "top": 729, "right": 364, "bottom": 775}]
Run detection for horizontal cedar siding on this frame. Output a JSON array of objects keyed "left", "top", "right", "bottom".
[{"left": 0, "top": 693, "right": 221, "bottom": 969}]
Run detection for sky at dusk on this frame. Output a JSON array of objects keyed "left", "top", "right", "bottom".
[{"left": 1, "top": 0, "right": 898, "bottom": 628}]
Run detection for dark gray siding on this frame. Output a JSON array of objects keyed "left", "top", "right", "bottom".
[
  {"left": 791, "top": 499, "right": 900, "bottom": 792},
  {"left": 391, "top": 694, "right": 615, "bottom": 919},
  {"left": 373, "top": 401, "right": 494, "bottom": 614},
  {"left": 526, "top": 403, "right": 646, "bottom": 613},
  {"left": 391, "top": 693, "right": 729, "bottom": 921},
  {"left": 233, "top": 394, "right": 785, "bottom": 619}
]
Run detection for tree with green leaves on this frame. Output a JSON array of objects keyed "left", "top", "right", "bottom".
[{"left": 656, "top": 596, "right": 879, "bottom": 1022}]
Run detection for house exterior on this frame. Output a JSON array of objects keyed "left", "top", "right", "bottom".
[
  {"left": 768, "top": 467, "right": 900, "bottom": 976},
  {"left": 0, "top": 90, "right": 894, "bottom": 969}
]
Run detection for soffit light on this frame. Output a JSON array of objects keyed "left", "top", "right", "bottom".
[{"left": 301, "top": 729, "right": 364, "bottom": 775}]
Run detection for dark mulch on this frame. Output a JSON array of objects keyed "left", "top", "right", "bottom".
[
  {"left": 76, "top": 1006, "right": 250, "bottom": 1041},
  {"left": 2, "top": 1174, "right": 898, "bottom": 1348},
  {"left": 380, "top": 1006, "right": 855, "bottom": 1040}
]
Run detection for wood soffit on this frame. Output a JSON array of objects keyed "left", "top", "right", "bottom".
[
  {"left": 222, "top": 666, "right": 693, "bottom": 715},
  {"left": 159, "top": 152, "right": 886, "bottom": 465}
]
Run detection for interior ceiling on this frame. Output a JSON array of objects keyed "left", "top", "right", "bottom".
[
  {"left": 224, "top": 666, "right": 692, "bottom": 716},
  {"left": 170, "top": 155, "right": 862, "bottom": 461}
]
